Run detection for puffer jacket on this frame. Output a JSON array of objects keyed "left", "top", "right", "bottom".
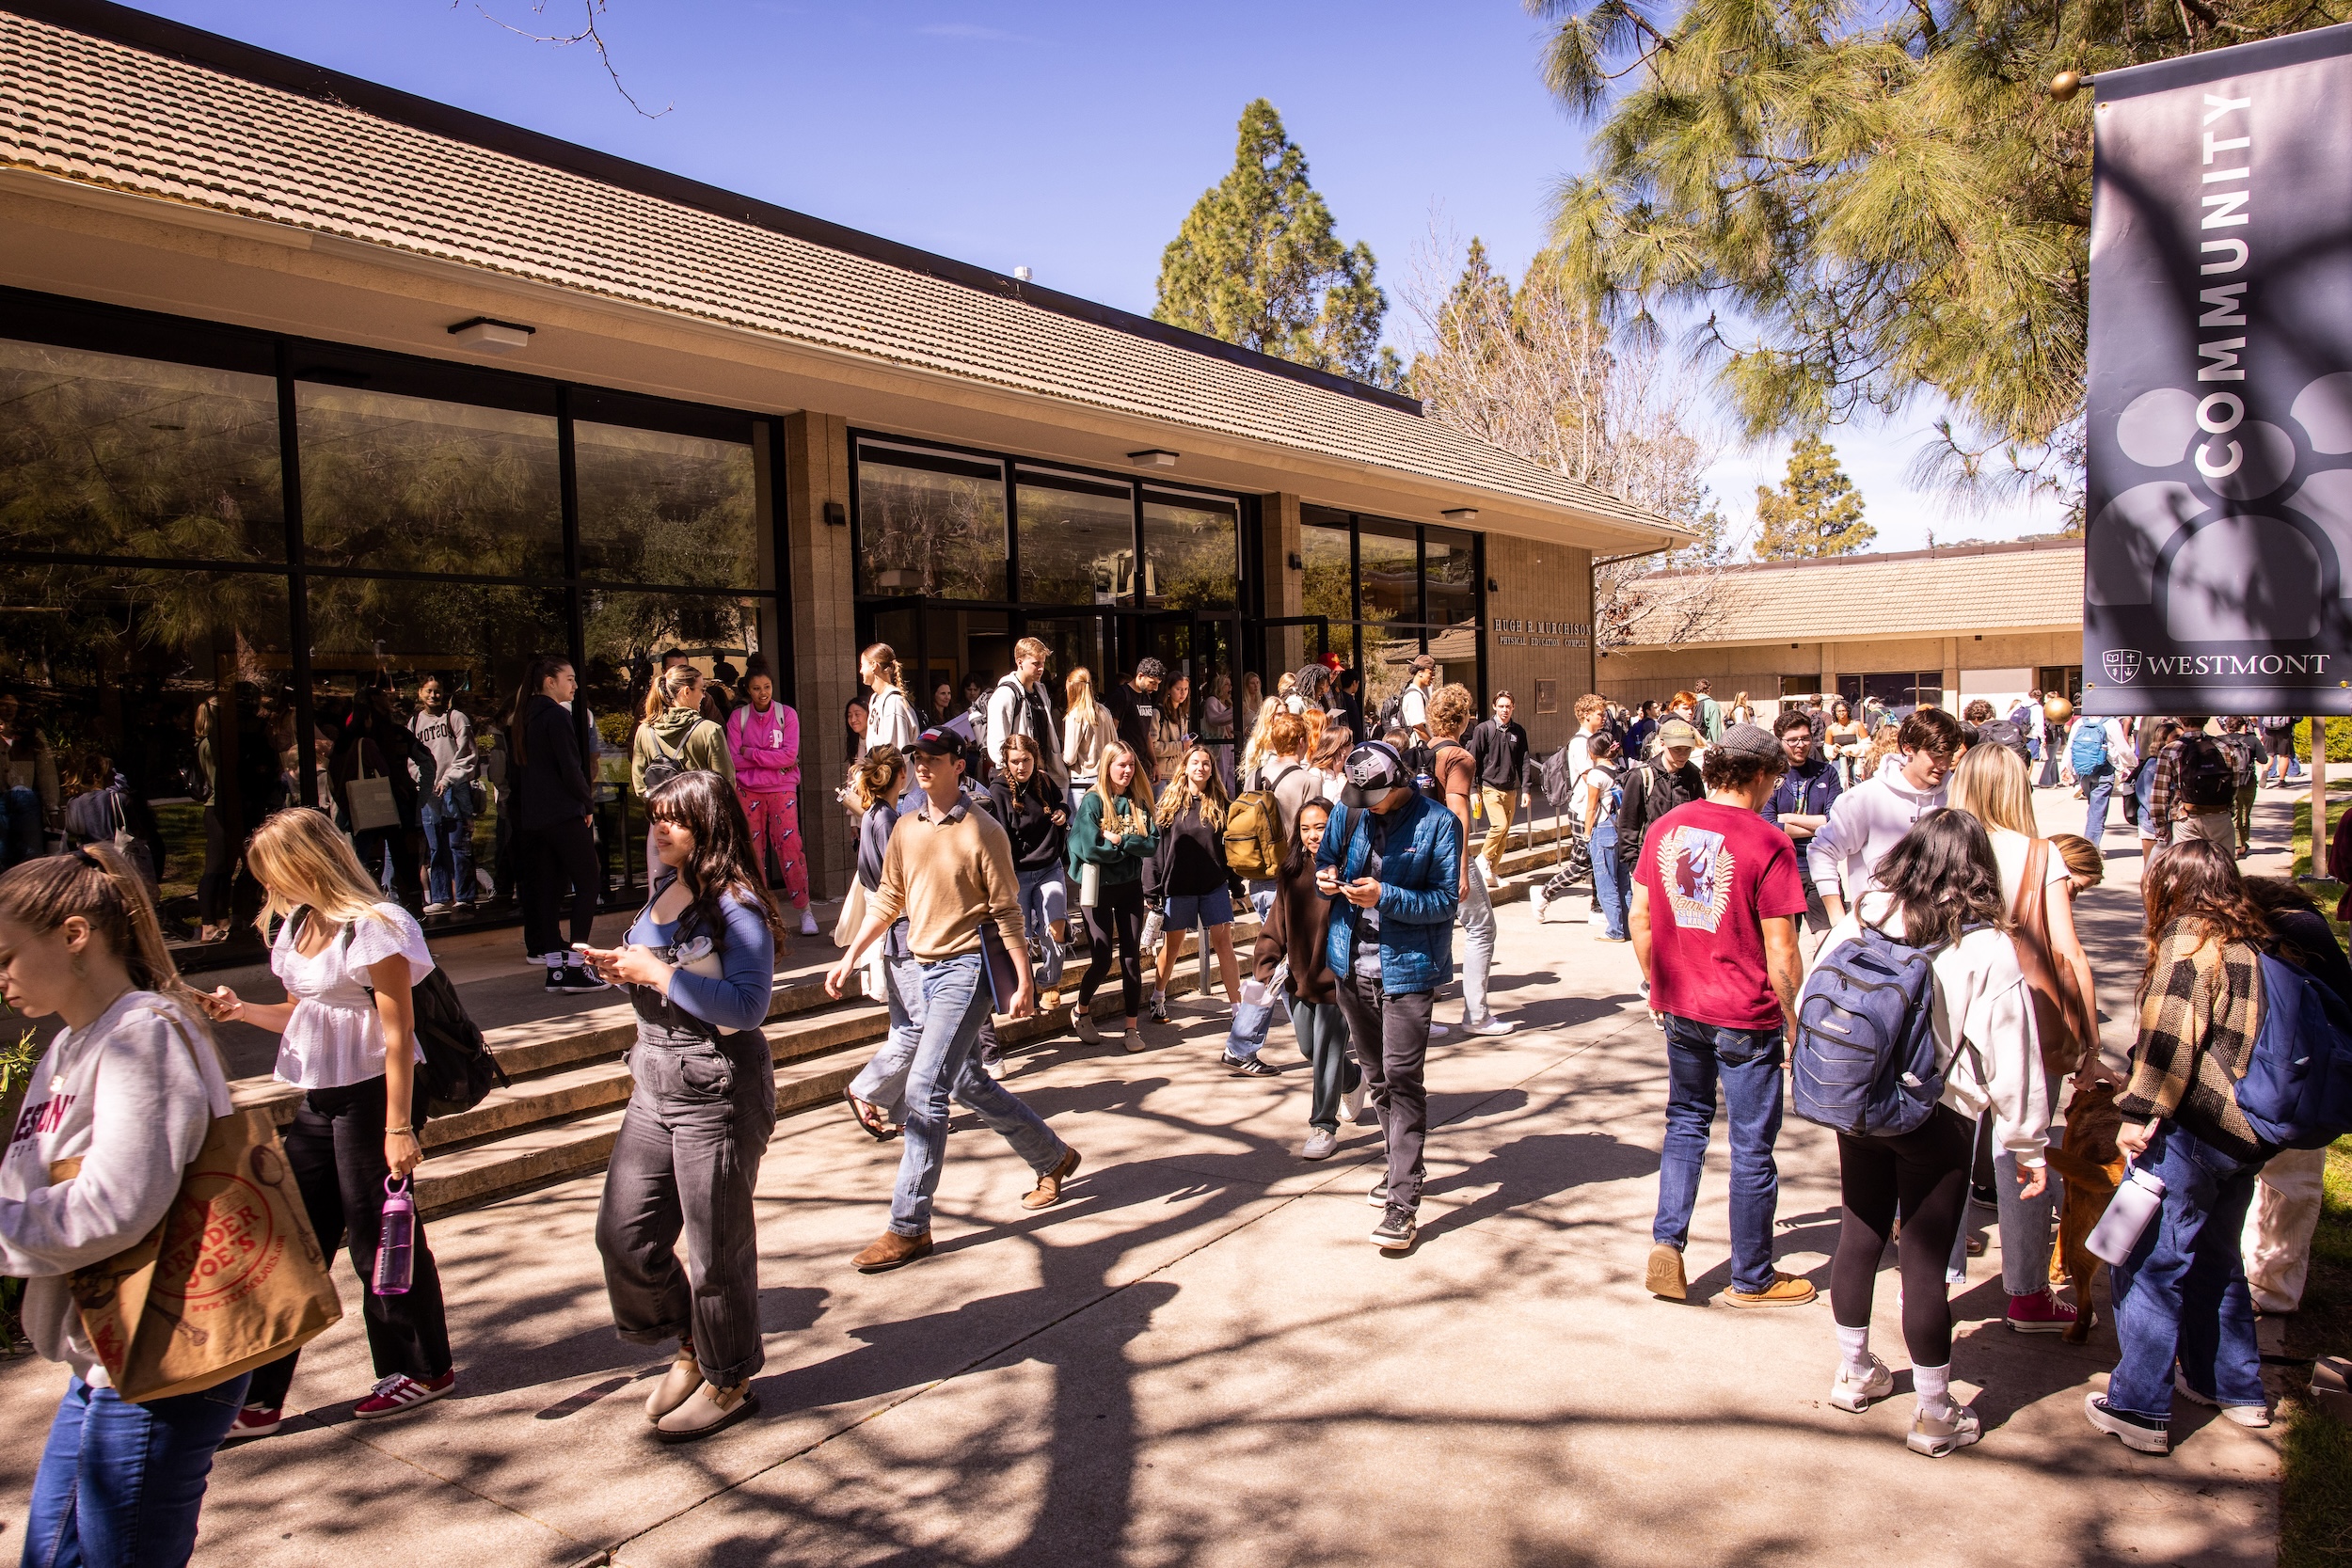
[{"left": 1315, "top": 791, "right": 1461, "bottom": 996}]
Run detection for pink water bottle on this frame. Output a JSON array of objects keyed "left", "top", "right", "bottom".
[{"left": 373, "top": 1177, "right": 416, "bottom": 1295}]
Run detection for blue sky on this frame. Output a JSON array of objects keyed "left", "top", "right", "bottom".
[{"left": 134, "top": 0, "right": 2061, "bottom": 551}]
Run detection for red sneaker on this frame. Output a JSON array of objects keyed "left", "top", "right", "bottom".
[
  {"left": 353, "top": 1370, "right": 456, "bottom": 1419},
  {"left": 225, "top": 1404, "right": 281, "bottom": 1440},
  {"left": 2005, "top": 1289, "right": 2079, "bottom": 1334}
]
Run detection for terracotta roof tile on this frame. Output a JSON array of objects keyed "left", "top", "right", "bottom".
[{"left": 1622, "top": 540, "right": 2083, "bottom": 647}]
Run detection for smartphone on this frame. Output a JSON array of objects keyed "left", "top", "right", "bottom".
[{"left": 571, "top": 942, "right": 593, "bottom": 955}]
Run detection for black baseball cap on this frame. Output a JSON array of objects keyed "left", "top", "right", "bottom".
[
  {"left": 908, "top": 727, "right": 961, "bottom": 757},
  {"left": 1340, "top": 740, "right": 1409, "bottom": 811}
]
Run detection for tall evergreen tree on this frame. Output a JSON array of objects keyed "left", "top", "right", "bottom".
[
  {"left": 1754, "top": 436, "right": 1872, "bottom": 560},
  {"left": 1155, "top": 100, "right": 1402, "bottom": 388}
]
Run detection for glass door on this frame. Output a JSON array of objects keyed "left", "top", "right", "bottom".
[{"left": 1139, "top": 610, "right": 1241, "bottom": 786}]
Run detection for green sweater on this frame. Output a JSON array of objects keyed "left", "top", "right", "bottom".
[
  {"left": 1066, "top": 789, "right": 1158, "bottom": 888},
  {"left": 632, "top": 706, "right": 735, "bottom": 795}
]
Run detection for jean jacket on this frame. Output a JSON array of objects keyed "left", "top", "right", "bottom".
[{"left": 1315, "top": 791, "right": 1461, "bottom": 995}]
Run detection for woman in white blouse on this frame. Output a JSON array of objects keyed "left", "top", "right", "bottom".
[
  {"left": 202, "top": 808, "right": 456, "bottom": 1438},
  {"left": 858, "top": 643, "right": 919, "bottom": 758}
]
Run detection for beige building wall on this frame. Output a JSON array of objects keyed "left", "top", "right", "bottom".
[
  {"left": 1599, "top": 630, "right": 2081, "bottom": 718},
  {"left": 1483, "top": 535, "right": 1595, "bottom": 752},
  {"left": 783, "top": 411, "right": 858, "bottom": 898}
]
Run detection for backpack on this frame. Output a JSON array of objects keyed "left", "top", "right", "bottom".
[
  {"left": 2176, "top": 732, "right": 2236, "bottom": 812},
  {"left": 2234, "top": 952, "right": 2352, "bottom": 1149},
  {"left": 1420, "top": 738, "right": 1467, "bottom": 803},
  {"left": 640, "top": 724, "right": 694, "bottom": 792},
  {"left": 1223, "top": 763, "right": 1299, "bottom": 880},
  {"left": 2068, "top": 718, "right": 2109, "bottom": 776},
  {"left": 313, "top": 911, "right": 509, "bottom": 1117},
  {"left": 1791, "top": 918, "right": 1978, "bottom": 1138},
  {"left": 1977, "top": 717, "right": 2030, "bottom": 768},
  {"left": 1374, "top": 691, "right": 1407, "bottom": 736}
]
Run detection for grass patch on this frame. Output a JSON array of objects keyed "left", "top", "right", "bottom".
[{"left": 2280, "top": 1137, "right": 2352, "bottom": 1568}]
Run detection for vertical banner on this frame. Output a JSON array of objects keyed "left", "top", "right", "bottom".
[{"left": 2083, "top": 24, "right": 2352, "bottom": 716}]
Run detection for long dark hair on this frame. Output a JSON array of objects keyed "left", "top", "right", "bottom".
[
  {"left": 2244, "top": 875, "right": 2336, "bottom": 974},
  {"left": 506, "top": 655, "right": 573, "bottom": 769},
  {"left": 644, "top": 770, "right": 784, "bottom": 945},
  {"left": 1872, "top": 809, "right": 2007, "bottom": 948},
  {"left": 2141, "top": 838, "right": 2266, "bottom": 995},
  {"left": 1280, "top": 796, "right": 1333, "bottom": 880}
]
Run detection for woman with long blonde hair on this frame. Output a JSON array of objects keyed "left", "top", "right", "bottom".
[
  {"left": 1147, "top": 744, "right": 1243, "bottom": 1023},
  {"left": 1061, "top": 665, "right": 1116, "bottom": 817},
  {"left": 860, "top": 643, "right": 918, "bottom": 756},
  {"left": 1068, "top": 740, "right": 1158, "bottom": 1051},
  {"left": 201, "top": 808, "right": 456, "bottom": 1438},
  {"left": 1237, "top": 692, "right": 1285, "bottom": 790},
  {"left": 1, "top": 845, "right": 245, "bottom": 1562}
]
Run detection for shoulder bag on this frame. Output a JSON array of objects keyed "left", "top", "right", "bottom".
[
  {"left": 2010, "top": 838, "right": 2097, "bottom": 1083},
  {"left": 344, "top": 742, "right": 401, "bottom": 833}
]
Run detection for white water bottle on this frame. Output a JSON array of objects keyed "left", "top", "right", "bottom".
[
  {"left": 2087, "top": 1164, "right": 2167, "bottom": 1266},
  {"left": 1140, "top": 907, "right": 1166, "bottom": 956}
]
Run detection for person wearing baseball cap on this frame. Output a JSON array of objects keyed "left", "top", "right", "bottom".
[
  {"left": 1615, "top": 716, "right": 1705, "bottom": 877},
  {"left": 1632, "top": 721, "right": 1814, "bottom": 1309},
  {"left": 1314, "top": 738, "right": 1463, "bottom": 1253}
]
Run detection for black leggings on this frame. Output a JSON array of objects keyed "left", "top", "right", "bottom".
[
  {"left": 1831, "top": 1104, "right": 1973, "bottom": 1367},
  {"left": 1079, "top": 879, "right": 1144, "bottom": 1020},
  {"left": 518, "top": 817, "right": 600, "bottom": 956}
]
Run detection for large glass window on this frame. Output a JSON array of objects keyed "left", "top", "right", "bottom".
[
  {"left": 296, "top": 383, "right": 562, "bottom": 577},
  {"left": 1358, "top": 520, "right": 1420, "bottom": 626},
  {"left": 1424, "top": 528, "right": 1477, "bottom": 630},
  {"left": 855, "top": 442, "right": 1006, "bottom": 600},
  {"left": 1018, "top": 468, "right": 1132, "bottom": 606},
  {"left": 577, "top": 420, "right": 756, "bottom": 586},
  {"left": 0, "top": 340, "right": 283, "bottom": 562},
  {"left": 1300, "top": 518, "right": 1353, "bottom": 626},
  {"left": 1142, "top": 489, "right": 1237, "bottom": 610}
]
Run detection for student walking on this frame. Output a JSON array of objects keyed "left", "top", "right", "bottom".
[
  {"left": 1615, "top": 717, "right": 1706, "bottom": 858},
  {"left": 1467, "top": 691, "right": 1530, "bottom": 890},
  {"left": 1104, "top": 657, "right": 1168, "bottom": 789},
  {"left": 1807, "top": 811, "right": 2049, "bottom": 1457},
  {"left": 202, "top": 809, "right": 457, "bottom": 1437},
  {"left": 2072, "top": 708, "right": 2136, "bottom": 841},
  {"left": 2088, "top": 840, "right": 2275, "bottom": 1454},
  {"left": 1573, "top": 732, "right": 1630, "bottom": 940},
  {"left": 1147, "top": 743, "right": 1243, "bottom": 1025},
  {"left": 859, "top": 643, "right": 921, "bottom": 757},
  {"left": 1809, "top": 706, "right": 1962, "bottom": 924},
  {"left": 409, "top": 675, "right": 479, "bottom": 916},
  {"left": 509, "top": 657, "right": 607, "bottom": 993},
  {"left": 841, "top": 745, "right": 914, "bottom": 1140},
  {"left": 987, "top": 638, "right": 1070, "bottom": 793},
  {"left": 1245, "top": 800, "right": 1360, "bottom": 1156},
  {"left": 989, "top": 736, "right": 1071, "bottom": 1001},
  {"left": 1317, "top": 741, "right": 1463, "bottom": 1253},
  {"left": 726, "top": 669, "right": 818, "bottom": 938},
  {"left": 827, "top": 728, "right": 1082, "bottom": 1272},
  {"left": 1061, "top": 666, "right": 1118, "bottom": 818},
  {"left": 1761, "top": 710, "right": 1842, "bottom": 943},
  {"left": 1430, "top": 685, "right": 1509, "bottom": 1036},
  {"left": 2216, "top": 716, "right": 2264, "bottom": 858},
  {"left": 1633, "top": 723, "right": 1815, "bottom": 1308},
  {"left": 580, "top": 772, "right": 782, "bottom": 1441},
  {"left": 0, "top": 847, "right": 246, "bottom": 1567},
  {"left": 1068, "top": 742, "right": 1159, "bottom": 1052}
]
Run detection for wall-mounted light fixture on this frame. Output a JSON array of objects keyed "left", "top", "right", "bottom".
[
  {"left": 1127, "top": 449, "right": 1179, "bottom": 467},
  {"left": 823, "top": 500, "right": 848, "bottom": 528},
  {"left": 446, "top": 316, "right": 534, "bottom": 353},
  {"left": 1287, "top": 551, "right": 1303, "bottom": 571},
  {"left": 1441, "top": 507, "right": 1478, "bottom": 522}
]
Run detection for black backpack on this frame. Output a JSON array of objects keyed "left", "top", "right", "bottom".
[
  {"left": 1976, "top": 718, "right": 2030, "bottom": 768},
  {"left": 2177, "top": 733, "right": 2237, "bottom": 812},
  {"left": 1375, "top": 691, "right": 1407, "bottom": 736},
  {"left": 309, "top": 909, "right": 510, "bottom": 1118}
]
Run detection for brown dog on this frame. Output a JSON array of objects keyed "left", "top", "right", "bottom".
[{"left": 2043, "top": 1071, "right": 2127, "bottom": 1343}]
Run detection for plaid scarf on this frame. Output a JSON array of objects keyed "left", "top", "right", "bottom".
[{"left": 2120, "top": 922, "right": 2265, "bottom": 1162}]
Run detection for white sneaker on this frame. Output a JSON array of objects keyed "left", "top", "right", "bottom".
[
  {"left": 1478, "top": 860, "right": 1500, "bottom": 890},
  {"left": 800, "top": 909, "right": 821, "bottom": 937},
  {"left": 1461, "top": 1015, "right": 1514, "bottom": 1037},
  {"left": 1429, "top": 1022, "right": 1451, "bottom": 1037},
  {"left": 1529, "top": 886, "right": 1549, "bottom": 922},
  {"left": 1907, "top": 1399, "right": 1981, "bottom": 1458},
  {"left": 1342, "top": 1082, "right": 1368, "bottom": 1125},
  {"left": 1831, "top": 1355, "right": 1895, "bottom": 1414},
  {"left": 2173, "top": 1371, "right": 2271, "bottom": 1427}
]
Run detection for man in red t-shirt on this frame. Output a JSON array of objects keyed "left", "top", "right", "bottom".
[{"left": 1630, "top": 722, "right": 1814, "bottom": 1309}]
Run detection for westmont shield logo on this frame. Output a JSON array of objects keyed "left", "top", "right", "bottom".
[{"left": 2103, "top": 649, "right": 2143, "bottom": 685}]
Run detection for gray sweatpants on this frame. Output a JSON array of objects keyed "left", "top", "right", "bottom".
[{"left": 596, "top": 1026, "right": 778, "bottom": 1388}]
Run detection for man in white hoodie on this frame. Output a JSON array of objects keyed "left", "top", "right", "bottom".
[{"left": 1809, "top": 707, "right": 1963, "bottom": 924}]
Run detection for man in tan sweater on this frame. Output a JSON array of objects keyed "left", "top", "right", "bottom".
[{"left": 828, "top": 728, "right": 1082, "bottom": 1272}]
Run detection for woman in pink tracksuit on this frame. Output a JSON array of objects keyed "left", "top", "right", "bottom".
[{"left": 726, "top": 671, "right": 818, "bottom": 937}]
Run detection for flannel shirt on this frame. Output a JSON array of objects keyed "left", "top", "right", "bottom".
[
  {"left": 2118, "top": 921, "right": 2265, "bottom": 1163},
  {"left": 2143, "top": 739, "right": 2184, "bottom": 847}
]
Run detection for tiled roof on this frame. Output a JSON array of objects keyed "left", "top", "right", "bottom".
[
  {"left": 0, "top": 5, "right": 1679, "bottom": 542},
  {"left": 1621, "top": 538, "right": 2084, "bottom": 647}
]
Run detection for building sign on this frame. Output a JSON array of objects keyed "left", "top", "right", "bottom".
[
  {"left": 1492, "top": 615, "right": 1590, "bottom": 649},
  {"left": 2082, "top": 24, "right": 2352, "bottom": 716}
]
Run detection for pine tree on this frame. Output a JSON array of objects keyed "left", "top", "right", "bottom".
[
  {"left": 1154, "top": 101, "right": 1402, "bottom": 388},
  {"left": 1753, "top": 436, "right": 1872, "bottom": 560}
]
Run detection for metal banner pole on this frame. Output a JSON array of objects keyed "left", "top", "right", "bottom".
[{"left": 2314, "top": 719, "right": 2329, "bottom": 879}]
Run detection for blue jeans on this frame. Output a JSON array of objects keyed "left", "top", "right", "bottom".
[
  {"left": 1, "top": 784, "right": 42, "bottom": 869},
  {"left": 888, "top": 952, "right": 1069, "bottom": 1236},
  {"left": 1015, "top": 865, "right": 1066, "bottom": 990},
  {"left": 24, "top": 1371, "right": 250, "bottom": 1568},
  {"left": 419, "top": 785, "right": 476, "bottom": 908},
  {"left": 2135, "top": 762, "right": 2158, "bottom": 827},
  {"left": 2107, "top": 1123, "right": 2265, "bottom": 1422},
  {"left": 1590, "top": 817, "right": 1629, "bottom": 939},
  {"left": 2082, "top": 765, "right": 2116, "bottom": 841},
  {"left": 851, "top": 950, "right": 922, "bottom": 1113},
  {"left": 1653, "top": 1015, "right": 1788, "bottom": 1295}
]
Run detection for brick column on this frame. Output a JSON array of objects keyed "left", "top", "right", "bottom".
[
  {"left": 784, "top": 412, "right": 856, "bottom": 900},
  {"left": 1263, "top": 492, "right": 1306, "bottom": 675}
]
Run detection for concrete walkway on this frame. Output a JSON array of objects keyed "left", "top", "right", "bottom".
[{"left": 0, "top": 784, "right": 2293, "bottom": 1566}]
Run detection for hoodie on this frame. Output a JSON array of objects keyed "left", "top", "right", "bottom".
[
  {"left": 515, "top": 694, "right": 594, "bottom": 831},
  {"left": 1807, "top": 769, "right": 1948, "bottom": 906},
  {"left": 632, "top": 705, "right": 736, "bottom": 796},
  {"left": 0, "top": 992, "right": 232, "bottom": 1386},
  {"left": 725, "top": 700, "right": 801, "bottom": 795}
]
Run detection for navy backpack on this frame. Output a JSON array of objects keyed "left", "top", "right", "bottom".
[
  {"left": 2236, "top": 952, "right": 2352, "bottom": 1150},
  {"left": 1792, "top": 919, "right": 1979, "bottom": 1137}
]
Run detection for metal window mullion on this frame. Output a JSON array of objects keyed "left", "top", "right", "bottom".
[{"left": 276, "top": 341, "right": 315, "bottom": 809}]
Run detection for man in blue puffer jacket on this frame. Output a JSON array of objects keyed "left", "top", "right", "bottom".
[{"left": 1316, "top": 740, "right": 1463, "bottom": 1253}]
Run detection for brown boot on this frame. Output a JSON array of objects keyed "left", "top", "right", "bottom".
[
  {"left": 1022, "top": 1147, "right": 1082, "bottom": 1211},
  {"left": 852, "top": 1229, "right": 932, "bottom": 1272}
]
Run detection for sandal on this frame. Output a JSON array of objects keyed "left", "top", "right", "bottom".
[{"left": 843, "top": 1088, "right": 897, "bottom": 1142}]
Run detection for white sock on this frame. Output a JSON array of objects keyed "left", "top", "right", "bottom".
[
  {"left": 1915, "top": 1362, "right": 1953, "bottom": 1417},
  {"left": 546, "top": 953, "right": 567, "bottom": 971},
  {"left": 1836, "top": 1323, "right": 1873, "bottom": 1377}
]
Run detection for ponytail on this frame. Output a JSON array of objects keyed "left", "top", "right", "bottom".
[{"left": 0, "top": 843, "right": 207, "bottom": 1019}]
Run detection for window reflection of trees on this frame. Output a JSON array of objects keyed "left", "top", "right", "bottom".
[
  {"left": 1018, "top": 476, "right": 1133, "bottom": 606},
  {"left": 0, "top": 340, "right": 282, "bottom": 562},
  {"left": 577, "top": 421, "right": 754, "bottom": 586},
  {"left": 857, "top": 452, "right": 1006, "bottom": 600},
  {"left": 1143, "top": 494, "right": 1236, "bottom": 610},
  {"left": 295, "top": 384, "right": 562, "bottom": 578}
]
